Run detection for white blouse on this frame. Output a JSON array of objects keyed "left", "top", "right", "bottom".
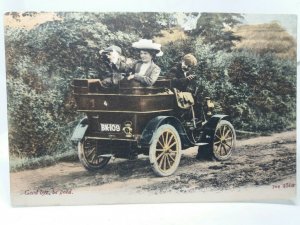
[{"left": 137, "top": 62, "right": 151, "bottom": 76}]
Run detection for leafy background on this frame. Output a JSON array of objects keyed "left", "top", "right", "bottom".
[{"left": 4, "top": 12, "right": 296, "bottom": 168}]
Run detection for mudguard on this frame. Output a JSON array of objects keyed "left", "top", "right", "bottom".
[
  {"left": 71, "top": 117, "right": 89, "bottom": 143},
  {"left": 140, "top": 116, "right": 192, "bottom": 148},
  {"left": 201, "top": 114, "right": 230, "bottom": 143}
]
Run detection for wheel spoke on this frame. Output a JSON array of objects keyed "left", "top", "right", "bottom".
[
  {"left": 80, "top": 140, "right": 111, "bottom": 169},
  {"left": 214, "top": 140, "right": 221, "bottom": 145},
  {"left": 225, "top": 137, "right": 233, "bottom": 141},
  {"left": 216, "top": 143, "right": 222, "bottom": 154},
  {"left": 159, "top": 154, "right": 165, "bottom": 168},
  {"left": 163, "top": 155, "right": 167, "bottom": 170},
  {"left": 224, "top": 142, "right": 232, "bottom": 148},
  {"left": 86, "top": 149, "right": 95, "bottom": 158},
  {"left": 168, "top": 141, "right": 177, "bottom": 150},
  {"left": 215, "top": 134, "right": 221, "bottom": 140},
  {"left": 224, "top": 129, "right": 231, "bottom": 139},
  {"left": 214, "top": 143, "right": 220, "bottom": 150},
  {"left": 222, "top": 144, "right": 228, "bottom": 155},
  {"left": 151, "top": 125, "right": 182, "bottom": 175},
  {"left": 223, "top": 125, "right": 227, "bottom": 136},
  {"left": 162, "top": 132, "right": 166, "bottom": 146},
  {"left": 165, "top": 132, "right": 169, "bottom": 146},
  {"left": 169, "top": 154, "right": 176, "bottom": 162},
  {"left": 170, "top": 148, "right": 178, "bottom": 153},
  {"left": 225, "top": 143, "right": 230, "bottom": 154},
  {"left": 166, "top": 155, "right": 171, "bottom": 169},
  {"left": 219, "top": 144, "right": 224, "bottom": 155},
  {"left": 156, "top": 151, "right": 165, "bottom": 161},
  {"left": 167, "top": 133, "right": 174, "bottom": 146},
  {"left": 157, "top": 139, "right": 164, "bottom": 149},
  {"left": 90, "top": 154, "right": 96, "bottom": 163}
]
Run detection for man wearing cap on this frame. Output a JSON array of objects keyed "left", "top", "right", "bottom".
[
  {"left": 167, "top": 53, "right": 198, "bottom": 91},
  {"left": 97, "top": 45, "right": 134, "bottom": 88}
]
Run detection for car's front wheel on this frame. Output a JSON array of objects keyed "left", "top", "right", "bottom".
[{"left": 212, "top": 120, "right": 236, "bottom": 160}]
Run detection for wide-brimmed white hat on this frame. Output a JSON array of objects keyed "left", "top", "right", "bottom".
[{"left": 132, "top": 39, "right": 163, "bottom": 57}]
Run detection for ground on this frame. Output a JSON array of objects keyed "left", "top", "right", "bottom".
[{"left": 10, "top": 130, "right": 296, "bottom": 205}]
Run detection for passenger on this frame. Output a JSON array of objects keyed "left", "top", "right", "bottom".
[
  {"left": 91, "top": 45, "right": 134, "bottom": 88},
  {"left": 127, "top": 39, "right": 163, "bottom": 87},
  {"left": 167, "top": 53, "right": 198, "bottom": 91}
]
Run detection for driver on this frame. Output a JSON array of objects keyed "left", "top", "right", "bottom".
[{"left": 167, "top": 53, "right": 198, "bottom": 91}]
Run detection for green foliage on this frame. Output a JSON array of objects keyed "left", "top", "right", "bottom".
[
  {"left": 6, "top": 12, "right": 141, "bottom": 157},
  {"left": 160, "top": 37, "right": 296, "bottom": 132},
  {"left": 157, "top": 38, "right": 195, "bottom": 75},
  {"left": 225, "top": 51, "right": 296, "bottom": 131},
  {"left": 199, "top": 44, "right": 296, "bottom": 131},
  {"left": 100, "top": 12, "right": 178, "bottom": 39},
  {"left": 192, "top": 13, "right": 244, "bottom": 51},
  {"left": 7, "top": 76, "right": 77, "bottom": 157}
]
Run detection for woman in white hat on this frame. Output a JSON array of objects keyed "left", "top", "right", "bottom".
[{"left": 127, "top": 39, "right": 163, "bottom": 86}]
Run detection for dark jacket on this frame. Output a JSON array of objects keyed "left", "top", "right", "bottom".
[
  {"left": 167, "top": 63, "right": 193, "bottom": 91},
  {"left": 104, "top": 57, "right": 134, "bottom": 79},
  {"left": 88, "top": 56, "right": 134, "bottom": 80},
  {"left": 132, "top": 60, "right": 161, "bottom": 86}
]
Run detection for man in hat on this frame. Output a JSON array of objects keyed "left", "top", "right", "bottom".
[
  {"left": 96, "top": 45, "right": 134, "bottom": 88},
  {"left": 167, "top": 53, "right": 198, "bottom": 91},
  {"left": 99, "top": 45, "right": 133, "bottom": 87}
]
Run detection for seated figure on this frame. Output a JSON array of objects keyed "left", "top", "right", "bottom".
[
  {"left": 88, "top": 45, "right": 133, "bottom": 90},
  {"left": 127, "top": 39, "right": 163, "bottom": 87},
  {"left": 167, "top": 53, "right": 198, "bottom": 91}
]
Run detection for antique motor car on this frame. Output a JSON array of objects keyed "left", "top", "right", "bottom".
[{"left": 71, "top": 77, "right": 236, "bottom": 176}]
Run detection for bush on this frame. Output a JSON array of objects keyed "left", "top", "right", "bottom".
[
  {"left": 5, "top": 13, "right": 139, "bottom": 158},
  {"left": 159, "top": 38, "right": 296, "bottom": 132}
]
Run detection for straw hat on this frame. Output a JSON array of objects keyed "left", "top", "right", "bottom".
[{"left": 132, "top": 39, "right": 163, "bottom": 57}]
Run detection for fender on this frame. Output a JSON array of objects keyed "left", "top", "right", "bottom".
[
  {"left": 140, "top": 116, "right": 192, "bottom": 148},
  {"left": 201, "top": 114, "right": 230, "bottom": 143},
  {"left": 71, "top": 117, "right": 89, "bottom": 143}
]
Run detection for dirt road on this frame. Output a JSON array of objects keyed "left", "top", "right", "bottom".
[{"left": 10, "top": 130, "right": 296, "bottom": 198}]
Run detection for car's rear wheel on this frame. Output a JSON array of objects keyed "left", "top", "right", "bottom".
[
  {"left": 149, "top": 124, "right": 182, "bottom": 176},
  {"left": 78, "top": 138, "right": 110, "bottom": 171}
]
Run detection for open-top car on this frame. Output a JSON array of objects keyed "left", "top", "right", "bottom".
[{"left": 71, "top": 77, "right": 236, "bottom": 176}]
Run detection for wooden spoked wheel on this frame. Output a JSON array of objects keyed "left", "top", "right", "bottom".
[
  {"left": 212, "top": 120, "right": 236, "bottom": 160},
  {"left": 78, "top": 138, "right": 110, "bottom": 171},
  {"left": 149, "top": 124, "right": 182, "bottom": 176}
]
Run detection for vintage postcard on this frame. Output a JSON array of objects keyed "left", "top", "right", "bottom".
[{"left": 5, "top": 12, "right": 297, "bottom": 206}]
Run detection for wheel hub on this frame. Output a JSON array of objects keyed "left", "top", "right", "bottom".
[{"left": 220, "top": 136, "right": 225, "bottom": 143}]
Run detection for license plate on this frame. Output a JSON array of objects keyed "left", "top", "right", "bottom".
[{"left": 100, "top": 123, "right": 121, "bottom": 132}]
